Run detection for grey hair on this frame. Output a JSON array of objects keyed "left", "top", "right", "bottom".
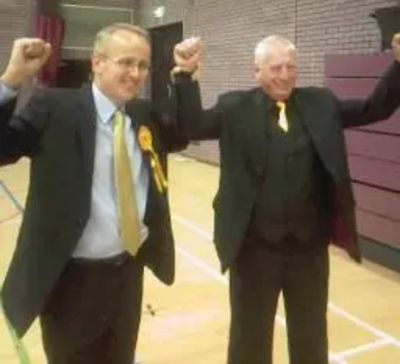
[
  {"left": 254, "top": 35, "right": 296, "bottom": 65},
  {"left": 93, "top": 23, "right": 149, "bottom": 52}
]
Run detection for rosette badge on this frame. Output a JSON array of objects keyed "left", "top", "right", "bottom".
[
  {"left": 138, "top": 125, "right": 152, "bottom": 152},
  {"left": 138, "top": 126, "right": 168, "bottom": 193}
]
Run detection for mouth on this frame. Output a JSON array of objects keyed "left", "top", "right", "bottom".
[
  {"left": 126, "top": 80, "right": 139, "bottom": 89},
  {"left": 277, "top": 85, "right": 293, "bottom": 94},
  {"left": 122, "top": 81, "right": 140, "bottom": 94},
  {"left": 276, "top": 82, "right": 292, "bottom": 89}
]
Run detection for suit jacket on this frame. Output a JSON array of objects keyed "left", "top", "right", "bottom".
[
  {"left": 0, "top": 84, "right": 188, "bottom": 337},
  {"left": 0, "top": 100, "right": 20, "bottom": 169},
  {"left": 0, "top": 98, "right": 16, "bottom": 137},
  {"left": 174, "top": 61, "right": 400, "bottom": 272}
]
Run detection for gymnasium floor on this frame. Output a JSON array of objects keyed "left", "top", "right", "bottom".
[{"left": 0, "top": 154, "right": 399, "bottom": 363}]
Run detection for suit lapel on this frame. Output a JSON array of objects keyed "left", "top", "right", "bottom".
[
  {"left": 292, "top": 90, "right": 321, "bottom": 140},
  {"left": 235, "top": 88, "right": 269, "bottom": 174},
  {"left": 126, "top": 99, "right": 155, "bottom": 222},
  {"left": 126, "top": 98, "right": 143, "bottom": 134},
  {"left": 293, "top": 89, "right": 344, "bottom": 182},
  {"left": 125, "top": 99, "right": 152, "bottom": 173},
  {"left": 75, "top": 84, "right": 97, "bottom": 190}
]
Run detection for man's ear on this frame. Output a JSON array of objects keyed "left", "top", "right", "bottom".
[
  {"left": 254, "top": 65, "right": 261, "bottom": 83},
  {"left": 91, "top": 52, "right": 102, "bottom": 74}
]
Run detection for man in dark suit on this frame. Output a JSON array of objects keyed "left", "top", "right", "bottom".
[
  {"left": 172, "top": 34, "right": 400, "bottom": 364},
  {"left": 0, "top": 23, "right": 188, "bottom": 364},
  {"left": 0, "top": 37, "right": 50, "bottom": 121}
]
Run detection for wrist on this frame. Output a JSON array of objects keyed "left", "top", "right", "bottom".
[
  {"left": 0, "top": 68, "right": 27, "bottom": 89},
  {"left": 170, "top": 65, "right": 199, "bottom": 82},
  {"left": 171, "top": 65, "right": 197, "bottom": 74}
]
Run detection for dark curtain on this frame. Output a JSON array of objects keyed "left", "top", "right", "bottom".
[
  {"left": 35, "top": 14, "right": 64, "bottom": 87},
  {"left": 371, "top": 6, "right": 400, "bottom": 50}
]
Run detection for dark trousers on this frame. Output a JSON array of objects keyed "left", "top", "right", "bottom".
[
  {"left": 40, "top": 253, "right": 144, "bottom": 364},
  {"left": 227, "top": 240, "right": 329, "bottom": 364}
]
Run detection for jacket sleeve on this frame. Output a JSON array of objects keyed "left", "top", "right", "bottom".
[
  {"left": 0, "top": 98, "right": 17, "bottom": 124},
  {"left": 151, "top": 73, "right": 242, "bottom": 150},
  {"left": 173, "top": 74, "right": 242, "bottom": 141},
  {"left": 0, "top": 88, "right": 50, "bottom": 164},
  {"left": 150, "top": 96, "right": 189, "bottom": 154},
  {"left": 340, "top": 61, "right": 400, "bottom": 128}
]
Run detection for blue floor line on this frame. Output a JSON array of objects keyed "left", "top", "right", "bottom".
[{"left": 0, "top": 180, "right": 23, "bottom": 212}]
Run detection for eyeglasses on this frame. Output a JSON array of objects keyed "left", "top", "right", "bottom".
[{"left": 99, "top": 53, "right": 150, "bottom": 73}]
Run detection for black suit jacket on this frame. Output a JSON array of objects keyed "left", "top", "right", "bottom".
[
  {"left": 0, "top": 84, "right": 188, "bottom": 337},
  {"left": 174, "top": 61, "right": 400, "bottom": 272},
  {"left": 0, "top": 98, "right": 16, "bottom": 133}
]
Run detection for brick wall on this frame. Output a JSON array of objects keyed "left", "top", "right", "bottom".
[
  {"left": 0, "top": 1, "right": 138, "bottom": 70},
  {"left": 139, "top": 0, "right": 399, "bottom": 92},
  {"left": 1, "top": 0, "right": 398, "bottom": 162},
  {"left": 0, "top": 0, "right": 32, "bottom": 72},
  {"left": 2, "top": 1, "right": 398, "bottom": 100},
  {"left": 0, "top": 0, "right": 139, "bottom": 106},
  {"left": 59, "top": 0, "right": 137, "bottom": 60},
  {"left": 295, "top": 0, "right": 399, "bottom": 86},
  {"left": 138, "top": 0, "right": 399, "bottom": 163}
]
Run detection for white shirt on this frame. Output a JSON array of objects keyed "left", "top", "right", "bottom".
[
  {"left": 72, "top": 83, "right": 150, "bottom": 258},
  {"left": 0, "top": 81, "right": 18, "bottom": 107}
]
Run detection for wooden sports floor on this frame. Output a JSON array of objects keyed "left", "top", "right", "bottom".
[{"left": 0, "top": 154, "right": 399, "bottom": 363}]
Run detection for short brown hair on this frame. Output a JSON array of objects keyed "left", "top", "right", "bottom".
[{"left": 93, "top": 23, "right": 149, "bottom": 52}]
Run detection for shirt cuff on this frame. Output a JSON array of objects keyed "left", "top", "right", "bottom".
[{"left": 0, "top": 81, "right": 18, "bottom": 107}]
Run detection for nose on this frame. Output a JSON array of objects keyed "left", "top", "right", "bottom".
[
  {"left": 128, "top": 65, "right": 141, "bottom": 79},
  {"left": 279, "top": 67, "right": 291, "bottom": 81}
]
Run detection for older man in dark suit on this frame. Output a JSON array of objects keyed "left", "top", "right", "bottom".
[
  {"left": 172, "top": 34, "right": 400, "bottom": 364},
  {"left": 0, "top": 23, "right": 188, "bottom": 364}
]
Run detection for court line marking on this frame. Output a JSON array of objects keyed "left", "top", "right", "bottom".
[
  {"left": 176, "top": 246, "right": 396, "bottom": 363},
  {"left": 1, "top": 180, "right": 398, "bottom": 360},
  {"left": 329, "top": 358, "right": 348, "bottom": 364},
  {"left": 177, "top": 246, "right": 342, "bottom": 364},
  {"left": 0, "top": 182, "right": 23, "bottom": 225},
  {"left": 327, "top": 304, "right": 399, "bottom": 348},
  {"left": 335, "top": 338, "right": 392, "bottom": 359},
  {"left": 173, "top": 214, "right": 400, "bottom": 349},
  {"left": 0, "top": 213, "right": 20, "bottom": 225},
  {"left": 0, "top": 182, "right": 23, "bottom": 212}
]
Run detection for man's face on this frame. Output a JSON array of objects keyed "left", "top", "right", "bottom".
[
  {"left": 91, "top": 30, "right": 150, "bottom": 104},
  {"left": 255, "top": 46, "right": 298, "bottom": 101}
]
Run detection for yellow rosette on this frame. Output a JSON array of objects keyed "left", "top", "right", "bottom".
[
  {"left": 138, "top": 125, "right": 152, "bottom": 152},
  {"left": 138, "top": 126, "right": 168, "bottom": 193}
]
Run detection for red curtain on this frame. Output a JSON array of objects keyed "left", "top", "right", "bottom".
[{"left": 35, "top": 14, "right": 64, "bottom": 87}]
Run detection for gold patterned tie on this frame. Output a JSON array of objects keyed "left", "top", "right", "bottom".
[
  {"left": 113, "top": 110, "right": 141, "bottom": 256},
  {"left": 276, "top": 101, "right": 289, "bottom": 132}
]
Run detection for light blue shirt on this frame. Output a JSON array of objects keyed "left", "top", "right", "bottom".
[
  {"left": 73, "top": 83, "right": 150, "bottom": 258},
  {"left": 0, "top": 81, "right": 18, "bottom": 107}
]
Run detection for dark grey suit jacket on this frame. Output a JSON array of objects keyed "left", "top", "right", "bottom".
[
  {"left": 0, "top": 84, "right": 188, "bottom": 337},
  {"left": 0, "top": 97, "right": 16, "bottom": 125},
  {"left": 174, "top": 61, "right": 400, "bottom": 272}
]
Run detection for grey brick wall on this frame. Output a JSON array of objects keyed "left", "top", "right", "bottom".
[
  {"left": 138, "top": 0, "right": 399, "bottom": 163},
  {"left": 1, "top": 0, "right": 398, "bottom": 162},
  {"left": 60, "top": 0, "right": 137, "bottom": 60},
  {"left": 2, "top": 0, "right": 398, "bottom": 97},
  {"left": 294, "top": 0, "right": 399, "bottom": 86},
  {"left": 139, "top": 0, "right": 399, "bottom": 96},
  {"left": 0, "top": 1, "right": 138, "bottom": 71},
  {"left": 0, "top": 0, "right": 32, "bottom": 72}
]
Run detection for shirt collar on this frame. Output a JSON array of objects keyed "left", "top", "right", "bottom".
[
  {"left": 92, "top": 83, "right": 122, "bottom": 124},
  {"left": 260, "top": 88, "right": 294, "bottom": 111}
]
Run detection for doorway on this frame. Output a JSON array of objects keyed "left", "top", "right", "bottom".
[
  {"left": 56, "top": 59, "right": 91, "bottom": 88},
  {"left": 149, "top": 22, "right": 183, "bottom": 105}
]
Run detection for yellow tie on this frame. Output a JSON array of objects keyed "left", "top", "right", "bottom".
[
  {"left": 113, "top": 110, "right": 141, "bottom": 256},
  {"left": 276, "top": 101, "right": 289, "bottom": 132}
]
